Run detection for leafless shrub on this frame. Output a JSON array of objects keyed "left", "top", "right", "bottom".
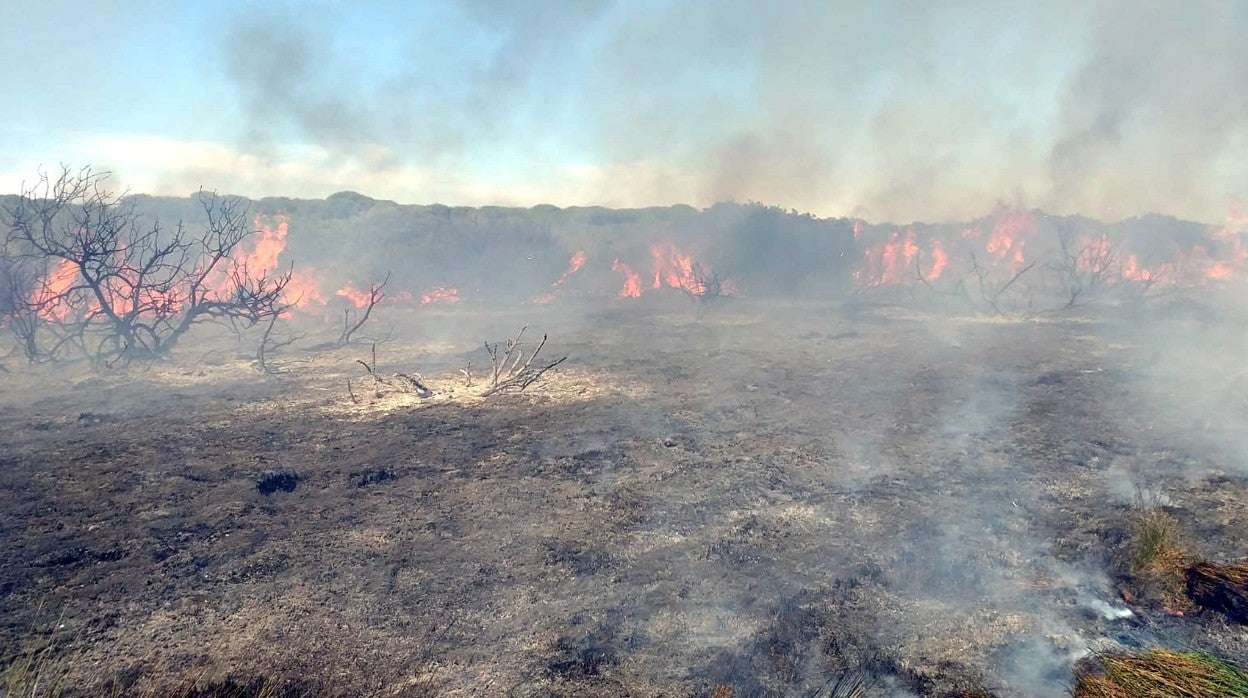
[
  {"left": 338, "top": 273, "right": 388, "bottom": 347},
  {"left": 968, "top": 252, "right": 1036, "bottom": 317},
  {"left": 1050, "top": 223, "right": 1118, "bottom": 310},
  {"left": 679, "top": 261, "right": 730, "bottom": 318},
  {"left": 255, "top": 309, "right": 306, "bottom": 374},
  {"left": 483, "top": 325, "right": 567, "bottom": 396},
  {"left": 0, "top": 252, "right": 44, "bottom": 362},
  {"left": 2, "top": 166, "right": 292, "bottom": 366}
]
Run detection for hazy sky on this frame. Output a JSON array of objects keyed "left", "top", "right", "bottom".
[{"left": 3, "top": 0, "right": 1245, "bottom": 222}]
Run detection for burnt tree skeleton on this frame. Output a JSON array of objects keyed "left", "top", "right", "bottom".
[{"left": 2, "top": 166, "right": 292, "bottom": 365}]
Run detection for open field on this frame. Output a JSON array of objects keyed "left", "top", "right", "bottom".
[{"left": 2, "top": 298, "right": 1247, "bottom": 696}]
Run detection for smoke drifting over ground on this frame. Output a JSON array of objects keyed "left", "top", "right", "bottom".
[
  {"left": 3, "top": 1, "right": 1248, "bottom": 694},
  {"left": 204, "top": 1, "right": 1248, "bottom": 223},
  {"left": 4, "top": 186, "right": 1248, "bottom": 695}
]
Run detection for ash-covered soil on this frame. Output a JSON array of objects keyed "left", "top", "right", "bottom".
[{"left": 2, "top": 299, "right": 1247, "bottom": 696}]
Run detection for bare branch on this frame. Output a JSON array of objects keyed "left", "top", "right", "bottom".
[
  {"left": 338, "top": 273, "right": 389, "bottom": 347},
  {"left": 482, "top": 328, "right": 567, "bottom": 396}
]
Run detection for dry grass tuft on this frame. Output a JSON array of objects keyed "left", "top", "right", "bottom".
[
  {"left": 1187, "top": 561, "right": 1248, "bottom": 624},
  {"left": 1, "top": 646, "right": 67, "bottom": 698},
  {"left": 1073, "top": 647, "right": 1248, "bottom": 698},
  {"left": 1126, "top": 504, "right": 1192, "bottom": 610},
  {"left": 1131, "top": 506, "right": 1185, "bottom": 575}
]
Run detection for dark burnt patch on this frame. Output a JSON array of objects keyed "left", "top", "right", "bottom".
[
  {"left": 543, "top": 539, "right": 615, "bottom": 577},
  {"left": 348, "top": 467, "right": 396, "bottom": 488},
  {"left": 546, "top": 627, "right": 619, "bottom": 681},
  {"left": 256, "top": 470, "right": 299, "bottom": 496},
  {"left": 32, "top": 544, "right": 126, "bottom": 568}
]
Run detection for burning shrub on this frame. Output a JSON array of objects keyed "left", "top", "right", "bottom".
[
  {"left": 2, "top": 166, "right": 293, "bottom": 365},
  {"left": 1073, "top": 648, "right": 1248, "bottom": 698}
]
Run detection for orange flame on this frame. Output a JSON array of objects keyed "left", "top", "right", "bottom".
[
  {"left": 927, "top": 240, "right": 948, "bottom": 280},
  {"left": 335, "top": 282, "right": 375, "bottom": 308},
  {"left": 612, "top": 259, "right": 642, "bottom": 298},
  {"left": 986, "top": 208, "right": 1035, "bottom": 268},
  {"left": 1199, "top": 203, "right": 1248, "bottom": 281},
  {"left": 649, "top": 240, "right": 697, "bottom": 291},
  {"left": 245, "top": 214, "right": 329, "bottom": 308},
  {"left": 247, "top": 214, "right": 287, "bottom": 274},
  {"left": 33, "top": 259, "right": 79, "bottom": 320},
  {"left": 534, "top": 250, "right": 588, "bottom": 303},
  {"left": 420, "top": 286, "right": 460, "bottom": 305},
  {"left": 284, "top": 267, "right": 327, "bottom": 308},
  {"left": 566, "top": 250, "right": 587, "bottom": 275},
  {"left": 854, "top": 228, "right": 920, "bottom": 287}
]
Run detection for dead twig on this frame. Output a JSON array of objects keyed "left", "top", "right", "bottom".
[
  {"left": 483, "top": 327, "right": 567, "bottom": 396},
  {"left": 338, "top": 273, "right": 388, "bottom": 347},
  {"left": 349, "top": 341, "right": 434, "bottom": 402},
  {"left": 395, "top": 372, "right": 433, "bottom": 398},
  {"left": 256, "top": 308, "right": 305, "bottom": 374},
  {"left": 970, "top": 252, "right": 1036, "bottom": 317}
]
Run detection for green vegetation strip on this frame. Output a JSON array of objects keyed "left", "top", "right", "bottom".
[{"left": 1075, "top": 648, "right": 1248, "bottom": 698}]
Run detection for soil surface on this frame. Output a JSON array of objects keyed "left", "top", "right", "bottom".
[{"left": 2, "top": 299, "right": 1247, "bottom": 696}]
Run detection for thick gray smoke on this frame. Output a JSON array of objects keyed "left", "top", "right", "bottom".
[
  {"left": 215, "top": 1, "right": 1247, "bottom": 223},
  {"left": 1046, "top": 2, "right": 1248, "bottom": 220}
]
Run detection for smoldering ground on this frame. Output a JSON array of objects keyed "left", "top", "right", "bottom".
[
  {"left": 5, "top": 183, "right": 1248, "bottom": 694},
  {"left": 4, "top": 245, "right": 1248, "bottom": 697}
]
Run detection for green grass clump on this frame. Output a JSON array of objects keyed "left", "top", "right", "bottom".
[{"left": 1074, "top": 648, "right": 1248, "bottom": 698}]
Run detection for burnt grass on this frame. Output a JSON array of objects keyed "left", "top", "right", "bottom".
[{"left": 2, "top": 299, "right": 1248, "bottom": 696}]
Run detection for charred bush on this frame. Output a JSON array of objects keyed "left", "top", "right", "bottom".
[
  {"left": 179, "top": 676, "right": 324, "bottom": 698},
  {"left": 32, "top": 544, "right": 125, "bottom": 568},
  {"left": 348, "top": 467, "right": 395, "bottom": 488},
  {"left": 256, "top": 470, "right": 299, "bottom": 496}
]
